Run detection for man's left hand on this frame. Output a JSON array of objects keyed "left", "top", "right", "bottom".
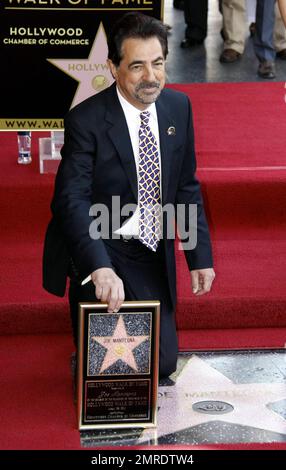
[{"left": 191, "top": 268, "right": 215, "bottom": 296}]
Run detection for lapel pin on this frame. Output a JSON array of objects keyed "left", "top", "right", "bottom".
[{"left": 167, "top": 126, "right": 176, "bottom": 136}]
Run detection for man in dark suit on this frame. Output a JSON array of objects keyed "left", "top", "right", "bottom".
[{"left": 43, "top": 12, "right": 215, "bottom": 378}]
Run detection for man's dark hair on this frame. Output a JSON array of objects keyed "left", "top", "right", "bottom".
[{"left": 107, "top": 12, "right": 168, "bottom": 66}]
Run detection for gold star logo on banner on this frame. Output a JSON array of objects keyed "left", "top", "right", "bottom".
[{"left": 47, "top": 23, "right": 114, "bottom": 109}]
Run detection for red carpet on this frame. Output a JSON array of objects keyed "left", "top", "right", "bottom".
[
  {"left": 1, "top": 82, "right": 286, "bottom": 342},
  {"left": 173, "top": 82, "right": 286, "bottom": 168},
  {"left": 1, "top": 81, "right": 286, "bottom": 449},
  {"left": 0, "top": 334, "right": 79, "bottom": 450},
  {"left": 1, "top": 334, "right": 285, "bottom": 451}
]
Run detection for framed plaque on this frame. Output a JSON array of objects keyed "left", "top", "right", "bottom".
[{"left": 77, "top": 301, "right": 160, "bottom": 431}]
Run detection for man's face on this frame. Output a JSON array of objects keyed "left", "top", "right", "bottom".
[{"left": 108, "top": 36, "right": 166, "bottom": 110}]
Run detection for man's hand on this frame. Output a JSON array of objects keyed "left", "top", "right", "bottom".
[
  {"left": 191, "top": 268, "right": 215, "bottom": 296},
  {"left": 91, "top": 268, "right": 125, "bottom": 313}
]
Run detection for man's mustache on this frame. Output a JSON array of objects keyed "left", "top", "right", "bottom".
[{"left": 136, "top": 82, "right": 160, "bottom": 91}]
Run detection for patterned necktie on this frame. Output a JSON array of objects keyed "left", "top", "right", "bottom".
[{"left": 138, "top": 111, "right": 162, "bottom": 251}]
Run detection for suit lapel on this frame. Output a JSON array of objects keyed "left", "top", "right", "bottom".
[
  {"left": 105, "top": 85, "right": 138, "bottom": 200},
  {"left": 156, "top": 95, "right": 176, "bottom": 205}
]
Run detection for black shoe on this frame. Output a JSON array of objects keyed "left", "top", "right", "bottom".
[
  {"left": 276, "top": 49, "right": 286, "bottom": 60},
  {"left": 258, "top": 61, "right": 276, "bottom": 79},
  {"left": 180, "top": 38, "right": 204, "bottom": 49},
  {"left": 249, "top": 22, "right": 256, "bottom": 37},
  {"left": 173, "top": 0, "right": 184, "bottom": 10},
  {"left": 159, "top": 376, "right": 175, "bottom": 386},
  {"left": 165, "top": 23, "right": 172, "bottom": 34}
]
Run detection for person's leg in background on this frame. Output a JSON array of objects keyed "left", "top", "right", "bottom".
[
  {"left": 181, "top": 0, "right": 208, "bottom": 48},
  {"left": 246, "top": 0, "right": 256, "bottom": 36},
  {"left": 254, "top": 0, "right": 276, "bottom": 78},
  {"left": 220, "top": 0, "right": 246, "bottom": 62},
  {"left": 173, "top": 0, "right": 185, "bottom": 10},
  {"left": 274, "top": 1, "right": 286, "bottom": 60}
]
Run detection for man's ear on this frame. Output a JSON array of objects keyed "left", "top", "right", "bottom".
[{"left": 107, "top": 59, "right": 118, "bottom": 80}]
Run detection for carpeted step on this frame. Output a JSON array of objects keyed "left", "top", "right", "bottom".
[
  {"left": 179, "top": 328, "right": 286, "bottom": 350},
  {"left": 1, "top": 82, "right": 286, "bottom": 338},
  {"left": 176, "top": 239, "right": 286, "bottom": 330},
  {"left": 199, "top": 169, "right": 286, "bottom": 239},
  {"left": 0, "top": 333, "right": 79, "bottom": 450},
  {"left": 1, "top": 168, "right": 286, "bottom": 334},
  {"left": 172, "top": 82, "right": 286, "bottom": 169},
  {"left": 2, "top": 165, "right": 286, "bottom": 242},
  {"left": 1, "top": 237, "right": 286, "bottom": 335}
]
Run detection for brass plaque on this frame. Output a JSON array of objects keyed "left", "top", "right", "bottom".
[{"left": 77, "top": 301, "right": 160, "bottom": 430}]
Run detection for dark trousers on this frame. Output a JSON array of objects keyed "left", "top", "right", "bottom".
[
  {"left": 184, "top": 0, "right": 209, "bottom": 41},
  {"left": 69, "top": 238, "right": 178, "bottom": 379},
  {"left": 254, "top": 0, "right": 276, "bottom": 62}
]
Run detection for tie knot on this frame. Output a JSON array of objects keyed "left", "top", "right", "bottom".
[{"left": 140, "top": 111, "right": 150, "bottom": 127}]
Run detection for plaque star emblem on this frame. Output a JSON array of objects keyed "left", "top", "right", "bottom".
[
  {"left": 92, "top": 315, "right": 149, "bottom": 374},
  {"left": 47, "top": 23, "right": 114, "bottom": 109},
  {"left": 141, "top": 355, "right": 286, "bottom": 442}
]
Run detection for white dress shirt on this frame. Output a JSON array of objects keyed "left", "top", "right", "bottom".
[
  {"left": 81, "top": 87, "right": 162, "bottom": 285},
  {"left": 114, "top": 87, "right": 162, "bottom": 236}
]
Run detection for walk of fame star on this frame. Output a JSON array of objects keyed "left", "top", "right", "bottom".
[
  {"left": 140, "top": 355, "right": 286, "bottom": 443},
  {"left": 92, "top": 315, "right": 149, "bottom": 374},
  {"left": 47, "top": 23, "right": 114, "bottom": 109}
]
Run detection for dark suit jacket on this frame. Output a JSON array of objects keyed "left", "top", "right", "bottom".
[{"left": 43, "top": 83, "right": 213, "bottom": 307}]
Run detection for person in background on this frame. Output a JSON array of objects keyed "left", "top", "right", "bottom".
[
  {"left": 220, "top": 0, "right": 286, "bottom": 78},
  {"left": 273, "top": 1, "right": 286, "bottom": 60},
  {"left": 254, "top": 0, "right": 277, "bottom": 78},
  {"left": 278, "top": 0, "right": 286, "bottom": 26},
  {"left": 180, "top": 0, "right": 209, "bottom": 48},
  {"left": 173, "top": 0, "right": 184, "bottom": 10},
  {"left": 43, "top": 13, "right": 215, "bottom": 379}
]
